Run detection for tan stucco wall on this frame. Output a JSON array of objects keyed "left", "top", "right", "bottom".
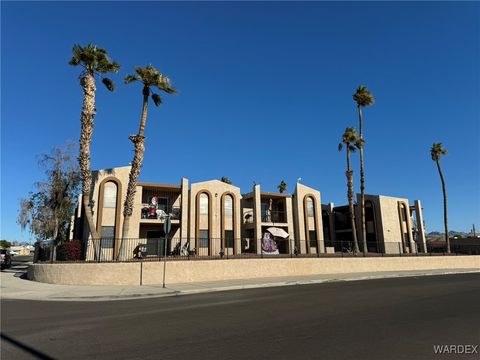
[
  {"left": 29, "top": 256, "right": 480, "bottom": 286},
  {"left": 293, "top": 183, "right": 325, "bottom": 253},
  {"left": 180, "top": 178, "right": 189, "bottom": 240},
  {"left": 375, "top": 195, "right": 414, "bottom": 253},
  {"left": 89, "top": 166, "right": 143, "bottom": 239},
  {"left": 189, "top": 180, "right": 242, "bottom": 254}
]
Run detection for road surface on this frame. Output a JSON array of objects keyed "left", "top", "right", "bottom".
[{"left": 1, "top": 273, "right": 479, "bottom": 359}]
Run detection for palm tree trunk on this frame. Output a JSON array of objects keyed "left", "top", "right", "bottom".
[
  {"left": 79, "top": 73, "right": 100, "bottom": 258},
  {"left": 118, "top": 87, "right": 149, "bottom": 260},
  {"left": 347, "top": 149, "right": 359, "bottom": 253},
  {"left": 436, "top": 159, "right": 450, "bottom": 253},
  {"left": 358, "top": 105, "right": 367, "bottom": 253}
]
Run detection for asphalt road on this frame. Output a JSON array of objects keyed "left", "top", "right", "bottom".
[{"left": 1, "top": 274, "right": 479, "bottom": 360}]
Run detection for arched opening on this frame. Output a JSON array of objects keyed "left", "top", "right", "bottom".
[
  {"left": 196, "top": 192, "right": 211, "bottom": 256},
  {"left": 222, "top": 194, "right": 235, "bottom": 255},
  {"left": 304, "top": 196, "right": 318, "bottom": 254},
  {"left": 97, "top": 179, "right": 121, "bottom": 260}
]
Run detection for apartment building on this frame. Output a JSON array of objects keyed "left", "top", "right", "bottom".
[
  {"left": 73, "top": 166, "right": 426, "bottom": 260},
  {"left": 321, "top": 195, "right": 427, "bottom": 254}
]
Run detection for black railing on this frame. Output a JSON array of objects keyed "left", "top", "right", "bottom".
[
  {"left": 35, "top": 238, "right": 480, "bottom": 263},
  {"left": 261, "top": 210, "right": 286, "bottom": 223},
  {"left": 140, "top": 205, "right": 181, "bottom": 220}
]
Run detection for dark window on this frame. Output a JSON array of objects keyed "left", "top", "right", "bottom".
[
  {"left": 309, "top": 231, "right": 317, "bottom": 248},
  {"left": 199, "top": 230, "right": 209, "bottom": 248},
  {"left": 322, "top": 210, "right": 331, "bottom": 243},
  {"left": 225, "top": 230, "right": 234, "bottom": 248},
  {"left": 101, "top": 226, "right": 115, "bottom": 248}
]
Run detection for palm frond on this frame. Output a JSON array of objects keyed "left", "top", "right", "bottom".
[
  {"left": 430, "top": 142, "right": 448, "bottom": 161},
  {"left": 131, "top": 64, "right": 176, "bottom": 94},
  {"left": 353, "top": 85, "right": 375, "bottom": 107},
  {"left": 151, "top": 93, "right": 162, "bottom": 107},
  {"left": 68, "top": 43, "right": 120, "bottom": 75},
  {"left": 339, "top": 126, "right": 360, "bottom": 151},
  {"left": 124, "top": 74, "right": 138, "bottom": 84},
  {"left": 102, "top": 78, "right": 115, "bottom": 92}
]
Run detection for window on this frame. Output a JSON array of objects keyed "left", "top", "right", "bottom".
[
  {"left": 309, "top": 231, "right": 317, "bottom": 248},
  {"left": 103, "top": 182, "right": 117, "bottom": 208},
  {"left": 225, "top": 230, "right": 234, "bottom": 248},
  {"left": 306, "top": 197, "right": 315, "bottom": 217},
  {"left": 101, "top": 226, "right": 114, "bottom": 248},
  {"left": 224, "top": 195, "right": 233, "bottom": 216},
  {"left": 199, "top": 193, "right": 209, "bottom": 215},
  {"left": 199, "top": 230, "right": 209, "bottom": 248}
]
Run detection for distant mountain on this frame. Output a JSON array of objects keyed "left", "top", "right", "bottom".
[{"left": 427, "top": 231, "right": 473, "bottom": 236}]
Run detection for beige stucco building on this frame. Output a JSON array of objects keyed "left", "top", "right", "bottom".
[
  {"left": 322, "top": 194, "right": 427, "bottom": 254},
  {"left": 74, "top": 166, "right": 426, "bottom": 260}
]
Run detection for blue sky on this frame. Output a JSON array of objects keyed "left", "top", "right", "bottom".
[{"left": 1, "top": 1, "right": 479, "bottom": 242}]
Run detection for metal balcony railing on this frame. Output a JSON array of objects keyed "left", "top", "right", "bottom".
[
  {"left": 141, "top": 205, "right": 181, "bottom": 220},
  {"left": 261, "top": 210, "right": 286, "bottom": 223}
]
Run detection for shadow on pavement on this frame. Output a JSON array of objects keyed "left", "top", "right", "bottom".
[
  {"left": 1, "top": 333, "right": 55, "bottom": 360},
  {"left": 2, "top": 256, "right": 32, "bottom": 279}
]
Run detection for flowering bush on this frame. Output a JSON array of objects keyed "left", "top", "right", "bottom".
[{"left": 56, "top": 240, "right": 81, "bottom": 261}]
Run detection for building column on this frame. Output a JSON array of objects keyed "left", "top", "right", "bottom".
[
  {"left": 414, "top": 200, "right": 427, "bottom": 253},
  {"left": 180, "top": 178, "right": 189, "bottom": 247},
  {"left": 253, "top": 185, "right": 262, "bottom": 254},
  {"left": 316, "top": 196, "right": 325, "bottom": 254},
  {"left": 405, "top": 202, "right": 416, "bottom": 254},
  {"left": 286, "top": 197, "right": 295, "bottom": 254}
]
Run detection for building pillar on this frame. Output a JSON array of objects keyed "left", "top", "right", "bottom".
[
  {"left": 180, "top": 178, "right": 189, "bottom": 246},
  {"left": 404, "top": 202, "right": 415, "bottom": 254},
  {"left": 414, "top": 200, "right": 427, "bottom": 253},
  {"left": 253, "top": 185, "right": 262, "bottom": 254},
  {"left": 286, "top": 197, "right": 295, "bottom": 254}
]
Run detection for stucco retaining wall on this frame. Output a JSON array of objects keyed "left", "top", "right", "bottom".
[{"left": 28, "top": 256, "right": 480, "bottom": 286}]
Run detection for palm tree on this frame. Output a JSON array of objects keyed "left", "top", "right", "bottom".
[
  {"left": 278, "top": 181, "right": 287, "bottom": 194},
  {"left": 220, "top": 177, "right": 232, "bottom": 184},
  {"left": 338, "top": 127, "right": 360, "bottom": 253},
  {"left": 68, "top": 44, "right": 120, "bottom": 244},
  {"left": 431, "top": 143, "right": 450, "bottom": 253},
  {"left": 119, "top": 65, "right": 176, "bottom": 258},
  {"left": 353, "top": 85, "right": 374, "bottom": 253}
]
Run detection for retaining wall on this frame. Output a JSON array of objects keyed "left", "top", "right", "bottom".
[{"left": 27, "top": 256, "right": 480, "bottom": 286}]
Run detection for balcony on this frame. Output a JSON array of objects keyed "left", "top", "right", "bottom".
[
  {"left": 140, "top": 205, "right": 181, "bottom": 221},
  {"left": 261, "top": 210, "right": 286, "bottom": 223}
]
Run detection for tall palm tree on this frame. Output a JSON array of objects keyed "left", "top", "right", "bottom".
[
  {"left": 278, "top": 181, "right": 287, "bottom": 194},
  {"left": 353, "top": 85, "right": 374, "bottom": 253},
  {"left": 119, "top": 65, "right": 176, "bottom": 258},
  {"left": 68, "top": 44, "right": 120, "bottom": 244},
  {"left": 338, "top": 127, "right": 360, "bottom": 253},
  {"left": 431, "top": 143, "right": 450, "bottom": 253}
]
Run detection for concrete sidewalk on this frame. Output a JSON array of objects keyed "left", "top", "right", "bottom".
[{"left": 1, "top": 265, "right": 478, "bottom": 302}]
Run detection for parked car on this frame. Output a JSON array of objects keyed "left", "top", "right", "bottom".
[{"left": 1, "top": 249, "right": 13, "bottom": 270}]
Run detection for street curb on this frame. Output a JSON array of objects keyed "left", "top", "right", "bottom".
[
  {"left": 5, "top": 269, "right": 477, "bottom": 302},
  {"left": 173, "top": 270, "right": 480, "bottom": 297}
]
